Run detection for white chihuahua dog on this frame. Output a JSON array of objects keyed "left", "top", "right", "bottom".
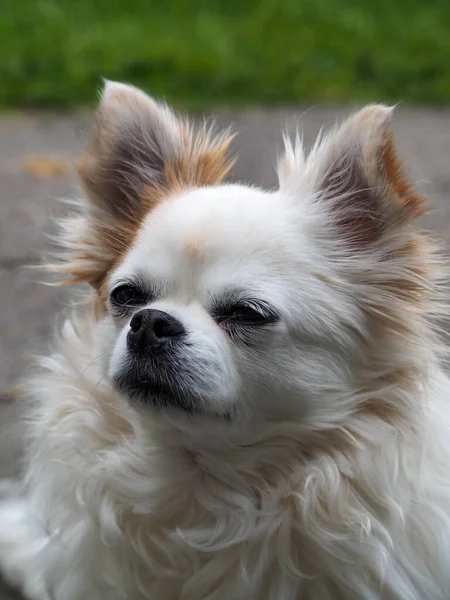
[{"left": 1, "top": 82, "right": 450, "bottom": 600}]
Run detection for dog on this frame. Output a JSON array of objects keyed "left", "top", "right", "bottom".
[{"left": 1, "top": 81, "right": 450, "bottom": 600}]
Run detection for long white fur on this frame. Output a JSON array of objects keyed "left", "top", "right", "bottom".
[{"left": 1, "top": 83, "right": 450, "bottom": 600}]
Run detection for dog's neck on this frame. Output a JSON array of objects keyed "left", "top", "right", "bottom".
[{"left": 133, "top": 389, "right": 428, "bottom": 483}]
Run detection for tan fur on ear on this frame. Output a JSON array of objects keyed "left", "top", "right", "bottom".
[
  {"left": 279, "top": 105, "right": 428, "bottom": 247},
  {"left": 377, "top": 126, "right": 426, "bottom": 222},
  {"left": 144, "top": 124, "right": 235, "bottom": 205},
  {"left": 54, "top": 82, "right": 234, "bottom": 289}
]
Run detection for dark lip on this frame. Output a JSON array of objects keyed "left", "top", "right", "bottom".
[
  {"left": 113, "top": 374, "right": 234, "bottom": 421},
  {"left": 113, "top": 373, "right": 196, "bottom": 413}
]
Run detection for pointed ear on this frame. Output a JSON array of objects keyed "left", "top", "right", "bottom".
[
  {"left": 278, "top": 106, "right": 426, "bottom": 247},
  {"left": 77, "top": 81, "right": 233, "bottom": 221},
  {"left": 57, "top": 82, "right": 234, "bottom": 289},
  {"left": 77, "top": 81, "right": 182, "bottom": 220}
]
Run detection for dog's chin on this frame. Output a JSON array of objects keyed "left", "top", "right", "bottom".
[
  {"left": 112, "top": 373, "right": 231, "bottom": 421},
  {"left": 113, "top": 373, "right": 194, "bottom": 412}
]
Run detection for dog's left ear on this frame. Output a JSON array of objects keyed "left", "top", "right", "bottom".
[{"left": 279, "top": 105, "right": 426, "bottom": 248}]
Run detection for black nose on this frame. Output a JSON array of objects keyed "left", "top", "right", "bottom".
[{"left": 127, "top": 309, "right": 185, "bottom": 352}]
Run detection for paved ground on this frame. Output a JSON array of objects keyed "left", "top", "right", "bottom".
[{"left": 1, "top": 106, "right": 450, "bottom": 598}]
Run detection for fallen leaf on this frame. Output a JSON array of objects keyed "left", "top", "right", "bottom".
[{"left": 19, "top": 154, "right": 71, "bottom": 179}]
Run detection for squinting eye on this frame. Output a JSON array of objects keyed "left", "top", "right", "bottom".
[
  {"left": 110, "top": 285, "right": 146, "bottom": 308},
  {"left": 227, "top": 305, "right": 267, "bottom": 323},
  {"left": 214, "top": 301, "right": 278, "bottom": 327}
]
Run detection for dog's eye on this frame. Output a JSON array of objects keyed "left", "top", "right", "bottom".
[
  {"left": 110, "top": 285, "right": 145, "bottom": 308},
  {"left": 228, "top": 305, "right": 266, "bottom": 323},
  {"left": 214, "top": 302, "right": 277, "bottom": 327}
]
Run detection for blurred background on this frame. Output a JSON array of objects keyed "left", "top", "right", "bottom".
[
  {"left": 1, "top": 2, "right": 450, "bottom": 596},
  {"left": 1, "top": 0, "right": 450, "bottom": 109}
]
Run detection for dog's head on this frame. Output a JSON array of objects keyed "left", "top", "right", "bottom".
[{"left": 57, "top": 82, "right": 439, "bottom": 431}]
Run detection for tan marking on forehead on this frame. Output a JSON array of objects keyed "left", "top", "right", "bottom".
[{"left": 184, "top": 235, "right": 205, "bottom": 262}]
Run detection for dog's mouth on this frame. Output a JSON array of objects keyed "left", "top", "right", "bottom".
[
  {"left": 113, "top": 370, "right": 234, "bottom": 422},
  {"left": 111, "top": 345, "right": 235, "bottom": 421},
  {"left": 113, "top": 371, "right": 197, "bottom": 413}
]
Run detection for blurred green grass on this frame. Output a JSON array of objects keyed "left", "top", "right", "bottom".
[{"left": 1, "top": 0, "right": 450, "bottom": 109}]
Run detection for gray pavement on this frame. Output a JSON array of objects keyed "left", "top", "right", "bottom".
[{"left": 1, "top": 106, "right": 450, "bottom": 598}]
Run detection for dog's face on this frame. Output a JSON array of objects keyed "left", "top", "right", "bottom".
[
  {"left": 63, "top": 82, "right": 431, "bottom": 428},
  {"left": 105, "top": 184, "right": 339, "bottom": 422}
]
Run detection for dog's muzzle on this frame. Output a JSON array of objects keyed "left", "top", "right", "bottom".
[{"left": 113, "top": 308, "right": 198, "bottom": 412}]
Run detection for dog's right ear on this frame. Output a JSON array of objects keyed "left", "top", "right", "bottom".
[
  {"left": 77, "top": 81, "right": 185, "bottom": 222},
  {"left": 57, "top": 81, "right": 233, "bottom": 289}
]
